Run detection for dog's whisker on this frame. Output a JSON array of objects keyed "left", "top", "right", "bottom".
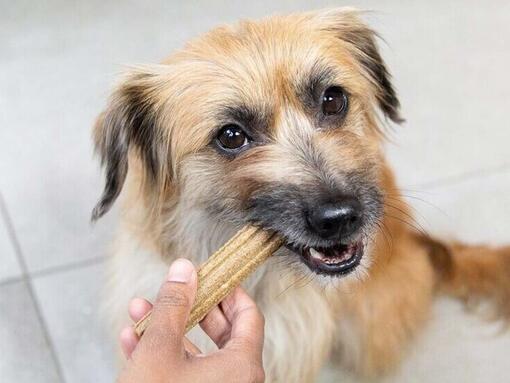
[
  {"left": 385, "top": 213, "right": 430, "bottom": 238},
  {"left": 386, "top": 192, "right": 448, "bottom": 219},
  {"left": 297, "top": 273, "right": 316, "bottom": 290},
  {"left": 385, "top": 194, "right": 438, "bottom": 231},
  {"left": 374, "top": 221, "right": 393, "bottom": 254},
  {"left": 384, "top": 200, "right": 420, "bottom": 225},
  {"left": 384, "top": 202, "right": 430, "bottom": 237}
]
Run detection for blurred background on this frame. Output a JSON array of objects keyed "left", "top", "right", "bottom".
[{"left": 1, "top": 1, "right": 509, "bottom": 382}]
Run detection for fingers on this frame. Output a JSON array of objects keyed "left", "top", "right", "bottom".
[
  {"left": 199, "top": 305, "right": 231, "bottom": 347},
  {"left": 120, "top": 260, "right": 264, "bottom": 375},
  {"left": 199, "top": 291, "right": 266, "bottom": 383},
  {"left": 120, "top": 326, "right": 139, "bottom": 359},
  {"left": 128, "top": 298, "right": 152, "bottom": 322},
  {"left": 119, "top": 298, "right": 153, "bottom": 359},
  {"left": 142, "top": 258, "right": 197, "bottom": 353},
  {"left": 221, "top": 287, "right": 265, "bottom": 359}
]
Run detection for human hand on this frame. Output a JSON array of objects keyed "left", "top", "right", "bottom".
[{"left": 117, "top": 258, "right": 265, "bottom": 383}]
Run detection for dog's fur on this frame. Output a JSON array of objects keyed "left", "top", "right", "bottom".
[{"left": 92, "top": 8, "right": 510, "bottom": 382}]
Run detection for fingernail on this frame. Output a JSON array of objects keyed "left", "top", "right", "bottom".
[{"left": 168, "top": 258, "right": 194, "bottom": 283}]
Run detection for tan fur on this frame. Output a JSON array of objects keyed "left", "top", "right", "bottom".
[{"left": 94, "top": 8, "right": 510, "bottom": 382}]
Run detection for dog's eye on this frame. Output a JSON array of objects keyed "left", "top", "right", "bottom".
[
  {"left": 322, "top": 86, "right": 348, "bottom": 116},
  {"left": 216, "top": 124, "right": 249, "bottom": 150}
]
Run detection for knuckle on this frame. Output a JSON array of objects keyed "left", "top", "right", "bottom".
[
  {"left": 246, "top": 306, "right": 265, "bottom": 330},
  {"left": 246, "top": 362, "right": 265, "bottom": 383},
  {"left": 237, "top": 356, "right": 264, "bottom": 383},
  {"left": 157, "top": 286, "right": 190, "bottom": 308},
  {"left": 253, "top": 366, "right": 265, "bottom": 383}
]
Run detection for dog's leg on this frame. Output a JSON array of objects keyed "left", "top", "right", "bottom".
[
  {"left": 335, "top": 235, "right": 510, "bottom": 378},
  {"left": 421, "top": 235, "right": 510, "bottom": 320}
]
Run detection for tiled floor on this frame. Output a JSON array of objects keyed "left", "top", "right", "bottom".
[{"left": 1, "top": 1, "right": 509, "bottom": 382}]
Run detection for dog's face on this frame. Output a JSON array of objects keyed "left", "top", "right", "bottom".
[{"left": 93, "top": 9, "right": 401, "bottom": 279}]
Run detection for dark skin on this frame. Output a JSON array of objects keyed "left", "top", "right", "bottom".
[{"left": 117, "top": 259, "right": 266, "bottom": 383}]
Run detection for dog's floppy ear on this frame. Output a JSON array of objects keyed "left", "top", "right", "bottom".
[
  {"left": 318, "top": 8, "right": 403, "bottom": 123},
  {"left": 91, "top": 68, "right": 169, "bottom": 220}
]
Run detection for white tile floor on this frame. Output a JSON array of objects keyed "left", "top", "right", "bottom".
[{"left": 1, "top": 1, "right": 509, "bottom": 382}]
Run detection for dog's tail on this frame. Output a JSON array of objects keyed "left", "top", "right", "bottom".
[{"left": 418, "top": 234, "right": 510, "bottom": 320}]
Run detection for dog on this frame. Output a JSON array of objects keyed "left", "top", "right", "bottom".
[{"left": 92, "top": 8, "right": 510, "bottom": 382}]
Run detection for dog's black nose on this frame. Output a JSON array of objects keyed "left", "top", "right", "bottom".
[{"left": 307, "top": 198, "right": 362, "bottom": 239}]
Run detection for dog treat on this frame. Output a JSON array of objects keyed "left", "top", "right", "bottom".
[{"left": 134, "top": 225, "right": 282, "bottom": 337}]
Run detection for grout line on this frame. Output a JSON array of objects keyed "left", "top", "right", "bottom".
[
  {"left": 410, "top": 162, "right": 510, "bottom": 191},
  {"left": 0, "top": 275, "right": 24, "bottom": 288},
  {"left": 0, "top": 192, "right": 67, "bottom": 383},
  {"left": 31, "top": 255, "right": 106, "bottom": 280}
]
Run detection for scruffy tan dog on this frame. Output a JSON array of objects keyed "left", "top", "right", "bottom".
[{"left": 92, "top": 8, "right": 510, "bottom": 382}]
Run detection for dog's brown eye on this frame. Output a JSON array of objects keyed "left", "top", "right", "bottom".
[
  {"left": 322, "top": 86, "right": 347, "bottom": 116},
  {"left": 216, "top": 125, "right": 249, "bottom": 150}
]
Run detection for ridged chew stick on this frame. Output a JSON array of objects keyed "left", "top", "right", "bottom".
[{"left": 134, "top": 225, "right": 282, "bottom": 337}]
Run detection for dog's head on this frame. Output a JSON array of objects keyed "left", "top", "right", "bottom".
[{"left": 93, "top": 8, "right": 401, "bottom": 278}]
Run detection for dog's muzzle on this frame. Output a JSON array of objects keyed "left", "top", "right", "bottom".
[
  {"left": 246, "top": 184, "right": 376, "bottom": 277},
  {"left": 286, "top": 196, "right": 365, "bottom": 275}
]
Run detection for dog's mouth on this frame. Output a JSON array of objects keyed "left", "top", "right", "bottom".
[{"left": 285, "top": 240, "right": 364, "bottom": 276}]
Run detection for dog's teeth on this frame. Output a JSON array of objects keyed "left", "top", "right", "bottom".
[{"left": 309, "top": 248, "right": 324, "bottom": 260}]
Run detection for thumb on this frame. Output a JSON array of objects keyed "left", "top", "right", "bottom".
[{"left": 143, "top": 258, "right": 197, "bottom": 353}]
